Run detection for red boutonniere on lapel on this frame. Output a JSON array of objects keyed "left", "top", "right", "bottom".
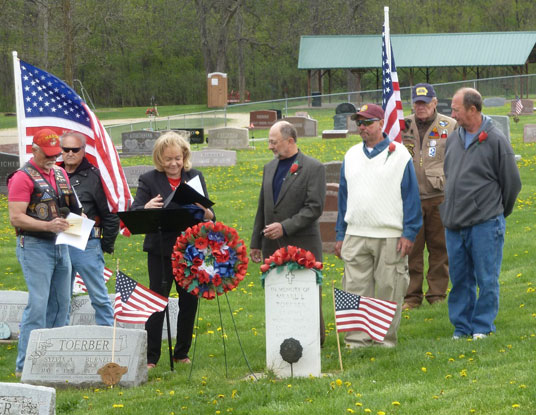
[
  {"left": 478, "top": 131, "right": 488, "bottom": 144},
  {"left": 385, "top": 141, "right": 396, "bottom": 163},
  {"left": 289, "top": 162, "right": 300, "bottom": 176}
]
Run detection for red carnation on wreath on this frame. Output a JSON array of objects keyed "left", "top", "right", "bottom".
[
  {"left": 172, "top": 221, "right": 248, "bottom": 300},
  {"left": 478, "top": 131, "right": 488, "bottom": 143},
  {"left": 260, "top": 245, "right": 323, "bottom": 287}
]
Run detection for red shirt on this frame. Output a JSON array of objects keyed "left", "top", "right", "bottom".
[{"left": 8, "top": 158, "right": 70, "bottom": 202}]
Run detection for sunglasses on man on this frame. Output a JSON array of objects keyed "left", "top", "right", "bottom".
[
  {"left": 356, "top": 118, "right": 380, "bottom": 127},
  {"left": 62, "top": 147, "right": 83, "bottom": 153}
]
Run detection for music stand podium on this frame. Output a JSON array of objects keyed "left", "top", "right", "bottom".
[{"left": 118, "top": 208, "right": 198, "bottom": 371}]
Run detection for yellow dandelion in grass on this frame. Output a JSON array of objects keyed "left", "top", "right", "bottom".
[
  {"left": 421, "top": 367, "right": 427, "bottom": 373},
  {"left": 370, "top": 357, "right": 376, "bottom": 362},
  {"left": 378, "top": 411, "right": 386, "bottom": 415},
  {"left": 287, "top": 384, "right": 292, "bottom": 388},
  {"left": 347, "top": 389, "right": 354, "bottom": 394},
  {"left": 112, "top": 404, "right": 124, "bottom": 408},
  {"left": 459, "top": 354, "right": 465, "bottom": 359},
  {"left": 356, "top": 393, "right": 362, "bottom": 398},
  {"left": 499, "top": 349, "right": 506, "bottom": 353},
  {"left": 470, "top": 409, "right": 476, "bottom": 413},
  {"left": 460, "top": 369, "right": 467, "bottom": 377},
  {"left": 364, "top": 409, "right": 372, "bottom": 413},
  {"left": 347, "top": 409, "right": 355, "bottom": 414},
  {"left": 216, "top": 411, "right": 221, "bottom": 414},
  {"left": 512, "top": 404, "right": 520, "bottom": 408},
  {"left": 448, "top": 358, "right": 455, "bottom": 362},
  {"left": 433, "top": 395, "right": 439, "bottom": 400},
  {"left": 218, "top": 394, "right": 225, "bottom": 398},
  {"left": 392, "top": 401, "right": 401, "bottom": 406},
  {"left": 83, "top": 396, "right": 89, "bottom": 399},
  {"left": 355, "top": 402, "right": 363, "bottom": 406},
  {"left": 519, "top": 304, "right": 525, "bottom": 308},
  {"left": 445, "top": 374, "right": 452, "bottom": 379},
  {"left": 336, "top": 378, "right": 343, "bottom": 386},
  {"left": 231, "top": 390, "right": 238, "bottom": 398}
]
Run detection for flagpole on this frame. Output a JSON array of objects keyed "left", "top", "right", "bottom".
[
  {"left": 112, "top": 258, "right": 120, "bottom": 363},
  {"left": 12, "top": 51, "right": 26, "bottom": 167},
  {"left": 384, "top": 7, "right": 391, "bottom": 67},
  {"left": 332, "top": 285, "right": 344, "bottom": 372}
]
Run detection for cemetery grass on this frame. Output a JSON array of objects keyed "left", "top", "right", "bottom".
[{"left": 0, "top": 116, "right": 535, "bottom": 414}]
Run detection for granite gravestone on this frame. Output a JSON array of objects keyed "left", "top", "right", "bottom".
[
  {"left": 172, "top": 128, "right": 204, "bottom": 144},
  {"left": 121, "top": 130, "right": 161, "bottom": 155},
  {"left": 265, "top": 267, "right": 321, "bottom": 378},
  {"left": 346, "top": 115, "right": 358, "bottom": 134},
  {"left": 68, "top": 295, "right": 178, "bottom": 341},
  {"left": 123, "top": 165, "right": 154, "bottom": 188},
  {"left": 0, "top": 152, "right": 20, "bottom": 195},
  {"left": 250, "top": 110, "right": 278, "bottom": 129},
  {"left": 436, "top": 99, "right": 452, "bottom": 116},
  {"left": 207, "top": 127, "right": 249, "bottom": 149},
  {"left": 322, "top": 130, "right": 348, "bottom": 139},
  {"left": 295, "top": 112, "right": 310, "bottom": 118},
  {"left": 319, "top": 183, "right": 339, "bottom": 254},
  {"left": 283, "top": 116, "right": 318, "bottom": 137},
  {"left": 0, "top": 291, "right": 28, "bottom": 338},
  {"left": 511, "top": 99, "right": 534, "bottom": 115},
  {"left": 333, "top": 114, "right": 349, "bottom": 130},
  {"left": 523, "top": 124, "right": 536, "bottom": 143},
  {"left": 489, "top": 115, "right": 511, "bottom": 142},
  {"left": 191, "top": 149, "right": 236, "bottom": 167},
  {"left": 324, "top": 161, "right": 342, "bottom": 185},
  {"left": 483, "top": 97, "right": 506, "bottom": 107},
  {"left": 0, "top": 383, "right": 55, "bottom": 415},
  {"left": 21, "top": 326, "right": 147, "bottom": 388},
  {"left": 335, "top": 103, "right": 357, "bottom": 114}
]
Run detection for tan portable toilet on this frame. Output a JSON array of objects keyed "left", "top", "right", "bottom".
[{"left": 207, "top": 72, "right": 228, "bottom": 108}]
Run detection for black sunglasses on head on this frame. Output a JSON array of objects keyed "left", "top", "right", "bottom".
[
  {"left": 62, "top": 147, "right": 83, "bottom": 153},
  {"left": 356, "top": 118, "right": 380, "bottom": 127}
]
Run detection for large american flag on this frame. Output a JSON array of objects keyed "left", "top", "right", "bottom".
[
  {"left": 12, "top": 54, "right": 132, "bottom": 212},
  {"left": 114, "top": 271, "right": 168, "bottom": 324},
  {"left": 334, "top": 288, "right": 397, "bottom": 342},
  {"left": 381, "top": 24, "right": 404, "bottom": 143},
  {"left": 73, "top": 267, "right": 113, "bottom": 295}
]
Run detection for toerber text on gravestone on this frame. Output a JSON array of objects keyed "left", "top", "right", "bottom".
[{"left": 21, "top": 326, "right": 147, "bottom": 388}]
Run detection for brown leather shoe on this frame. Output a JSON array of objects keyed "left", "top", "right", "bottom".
[
  {"left": 147, "top": 363, "right": 156, "bottom": 369},
  {"left": 402, "top": 302, "right": 419, "bottom": 311}
]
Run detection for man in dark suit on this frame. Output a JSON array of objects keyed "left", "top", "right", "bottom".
[{"left": 250, "top": 120, "right": 326, "bottom": 343}]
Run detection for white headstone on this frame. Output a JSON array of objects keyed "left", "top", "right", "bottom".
[
  {"left": 264, "top": 267, "right": 320, "bottom": 378},
  {"left": 0, "top": 290, "right": 28, "bottom": 338},
  {"left": 523, "top": 124, "right": 536, "bottom": 143},
  {"left": 21, "top": 326, "right": 147, "bottom": 388},
  {"left": 0, "top": 383, "right": 55, "bottom": 415}
]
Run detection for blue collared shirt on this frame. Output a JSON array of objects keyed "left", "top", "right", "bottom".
[{"left": 335, "top": 137, "right": 422, "bottom": 242}]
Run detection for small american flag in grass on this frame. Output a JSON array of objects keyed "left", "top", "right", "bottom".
[{"left": 334, "top": 288, "right": 397, "bottom": 342}]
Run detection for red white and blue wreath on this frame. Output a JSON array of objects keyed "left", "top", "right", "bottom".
[{"left": 172, "top": 221, "right": 249, "bottom": 299}]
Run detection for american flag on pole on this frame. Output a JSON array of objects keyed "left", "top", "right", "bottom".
[
  {"left": 114, "top": 271, "right": 168, "bottom": 324},
  {"left": 11, "top": 52, "right": 132, "bottom": 212},
  {"left": 334, "top": 288, "right": 397, "bottom": 342},
  {"left": 514, "top": 96, "right": 523, "bottom": 115},
  {"left": 73, "top": 267, "right": 113, "bottom": 295},
  {"left": 381, "top": 8, "right": 404, "bottom": 143}
]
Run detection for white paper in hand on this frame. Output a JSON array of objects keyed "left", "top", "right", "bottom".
[
  {"left": 56, "top": 213, "right": 95, "bottom": 251},
  {"left": 186, "top": 175, "right": 205, "bottom": 196}
]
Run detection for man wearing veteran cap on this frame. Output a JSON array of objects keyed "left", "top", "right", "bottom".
[
  {"left": 7, "top": 128, "right": 81, "bottom": 376},
  {"left": 335, "top": 104, "right": 422, "bottom": 348},
  {"left": 401, "top": 83, "right": 456, "bottom": 310}
]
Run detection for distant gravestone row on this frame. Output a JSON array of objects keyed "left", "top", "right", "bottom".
[
  {"left": 0, "top": 291, "right": 178, "bottom": 341},
  {"left": 121, "top": 129, "right": 204, "bottom": 155}
]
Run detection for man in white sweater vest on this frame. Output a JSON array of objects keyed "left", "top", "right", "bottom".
[{"left": 335, "top": 104, "right": 422, "bottom": 348}]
